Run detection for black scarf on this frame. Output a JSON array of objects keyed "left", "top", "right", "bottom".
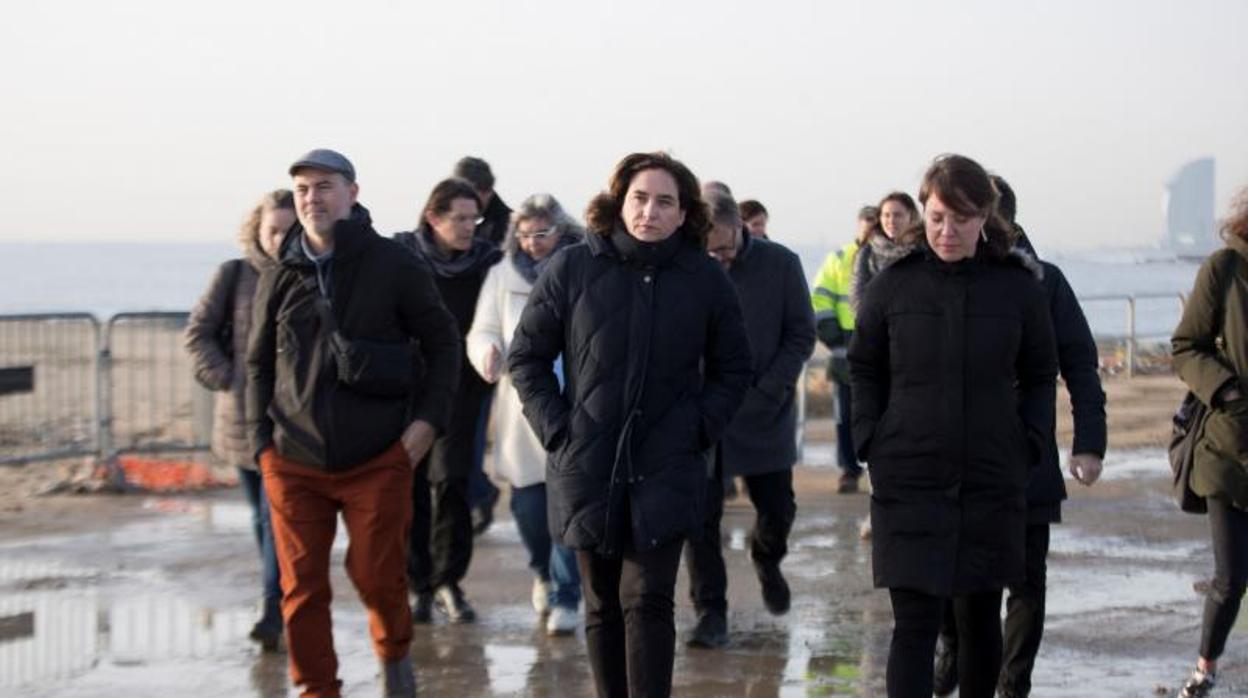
[
  {"left": 411, "top": 226, "right": 503, "bottom": 278},
  {"left": 609, "top": 226, "right": 683, "bottom": 270}
]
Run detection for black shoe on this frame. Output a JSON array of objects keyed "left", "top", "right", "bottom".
[
  {"left": 753, "top": 558, "right": 790, "bottom": 615},
  {"left": 837, "top": 473, "right": 860, "bottom": 494},
  {"left": 434, "top": 585, "right": 477, "bottom": 624},
  {"left": 932, "top": 636, "right": 958, "bottom": 697},
  {"left": 381, "top": 658, "right": 417, "bottom": 697},
  {"left": 248, "top": 621, "right": 282, "bottom": 653},
  {"left": 686, "top": 611, "right": 728, "bottom": 649},
  {"left": 412, "top": 591, "right": 433, "bottom": 624},
  {"left": 1181, "top": 669, "right": 1216, "bottom": 697},
  {"left": 471, "top": 488, "right": 500, "bottom": 536}
]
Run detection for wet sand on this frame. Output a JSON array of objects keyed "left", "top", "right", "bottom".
[{"left": 4, "top": 374, "right": 1233, "bottom": 696}]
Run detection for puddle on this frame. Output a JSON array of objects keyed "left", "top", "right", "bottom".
[{"left": 1049, "top": 527, "right": 1205, "bottom": 562}]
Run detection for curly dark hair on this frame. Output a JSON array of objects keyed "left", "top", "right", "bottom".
[
  {"left": 584, "top": 152, "right": 711, "bottom": 243},
  {"left": 1221, "top": 186, "right": 1248, "bottom": 244},
  {"left": 899, "top": 154, "right": 1017, "bottom": 260}
]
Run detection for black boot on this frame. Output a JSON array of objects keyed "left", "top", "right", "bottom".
[
  {"left": 686, "top": 611, "right": 728, "bottom": 649},
  {"left": 753, "top": 558, "right": 790, "bottom": 615},
  {"left": 434, "top": 585, "right": 477, "bottom": 624},
  {"left": 381, "top": 658, "right": 417, "bottom": 697}
]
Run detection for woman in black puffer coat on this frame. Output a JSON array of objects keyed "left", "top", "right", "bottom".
[
  {"left": 509, "top": 152, "right": 752, "bottom": 698},
  {"left": 849, "top": 154, "right": 1057, "bottom": 698}
]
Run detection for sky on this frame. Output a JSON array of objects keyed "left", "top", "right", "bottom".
[{"left": 2, "top": 0, "right": 1246, "bottom": 251}]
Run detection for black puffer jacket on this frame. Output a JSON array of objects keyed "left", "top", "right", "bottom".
[
  {"left": 246, "top": 205, "right": 462, "bottom": 471},
  {"left": 508, "top": 231, "right": 753, "bottom": 555},
  {"left": 720, "top": 234, "right": 816, "bottom": 476},
  {"left": 849, "top": 247, "right": 1057, "bottom": 596},
  {"left": 1029, "top": 256, "right": 1107, "bottom": 522}
]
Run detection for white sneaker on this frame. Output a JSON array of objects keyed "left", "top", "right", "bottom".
[
  {"left": 546, "top": 605, "right": 579, "bottom": 636},
  {"left": 532, "top": 578, "right": 551, "bottom": 616}
]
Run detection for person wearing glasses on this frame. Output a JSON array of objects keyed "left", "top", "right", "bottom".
[
  {"left": 466, "top": 193, "right": 585, "bottom": 635},
  {"left": 684, "top": 182, "right": 815, "bottom": 648},
  {"left": 396, "top": 178, "right": 503, "bottom": 624}
]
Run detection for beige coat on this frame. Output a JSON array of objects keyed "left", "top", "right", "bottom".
[{"left": 467, "top": 258, "right": 549, "bottom": 488}]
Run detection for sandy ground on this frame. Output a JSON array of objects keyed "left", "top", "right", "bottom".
[{"left": 3, "top": 373, "right": 1229, "bottom": 697}]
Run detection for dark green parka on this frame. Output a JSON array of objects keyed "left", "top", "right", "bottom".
[{"left": 1172, "top": 236, "right": 1248, "bottom": 507}]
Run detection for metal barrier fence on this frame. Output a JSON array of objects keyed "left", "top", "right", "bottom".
[
  {"left": 0, "top": 292, "right": 1190, "bottom": 468},
  {"left": 0, "top": 314, "right": 100, "bottom": 465},
  {"left": 0, "top": 312, "right": 211, "bottom": 468}
]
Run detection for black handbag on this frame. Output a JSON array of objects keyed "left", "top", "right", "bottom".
[
  {"left": 309, "top": 282, "right": 418, "bottom": 398},
  {"left": 1169, "top": 391, "right": 1210, "bottom": 514}
]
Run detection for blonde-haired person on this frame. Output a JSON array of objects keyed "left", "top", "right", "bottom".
[
  {"left": 1173, "top": 186, "right": 1248, "bottom": 697},
  {"left": 467, "top": 193, "right": 585, "bottom": 635},
  {"left": 184, "top": 189, "right": 295, "bottom": 651}
]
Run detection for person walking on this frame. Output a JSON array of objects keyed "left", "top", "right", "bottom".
[
  {"left": 1172, "top": 185, "right": 1248, "bottom": 698},
  {"left": 931, "top": 175, "right": 1107, "bottom": 698},
  {"left": 509, "top": 152, "right": 752, "bottom": 697},
  {"left": 684, "top": 182, "right": 815, "bottom": 648},
  {"left": 247, "top": 149, "right": 462, "bottom": 698},
  {"left": 466, "top": 193, "right": 584, "bottom": 636},
  {"left": 450, "top": 155, "right": 510, "bottom": 534},
  {"left": 185, "top": 189, "right": 295, "bottom": 651},
  {"left": 811, "top": 204, "right": 878, "bottom": 494},
  {"left": 395, "top": 177, "right": 503, "bottom": 624},
  {"left": 849, "top": 154, "right": 1057, "bottom": 698}
]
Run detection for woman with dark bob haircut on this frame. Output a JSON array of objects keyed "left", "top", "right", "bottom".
[
  {"left": 395, "top": 177, "right": 503, "bottom": 625},
  {"left": 1173, "top": 186, "right": 1248, "bottom": 698},
  {"left": 849, "top": 154, "right": 1057, "bottom": 697},
  {"left": 509, "top": 152, "right": 753, "bottom": 697}
]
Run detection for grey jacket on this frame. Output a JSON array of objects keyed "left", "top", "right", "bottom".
[{"left": 184, "top": 239, "right": 273, "bottom": 468}]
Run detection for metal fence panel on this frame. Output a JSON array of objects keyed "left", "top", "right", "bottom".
[
  {"left": 0, "top": 314, "right": 99, "bottom": 465},
  {"left": 103, "top": 313, "right": 211, "bottom": 456}
]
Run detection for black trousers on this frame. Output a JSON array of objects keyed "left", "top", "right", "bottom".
[
  {"left": 683, "top": 452, "right": 796, "bottom": 615},
  {"left": 939, "top": 523, "right": 1051, "bottom": 695},
  {"left": 888, "top": 587, "right": 1003, "bottom": 698},
  {"left": 407, "top": 466, "right": 473, "bottom": 592},
  {"left": 578, "top": 537, "right": 684, "bottom": 698},
  {"left": 1201, "top": 496, "right": 1248, "bottom": 661}
]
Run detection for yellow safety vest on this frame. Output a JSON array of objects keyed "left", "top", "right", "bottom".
[{"left": 811, "top": 240, "right": 858, "bottom": 332}]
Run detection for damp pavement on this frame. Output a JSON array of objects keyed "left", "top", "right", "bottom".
[{"left": 1, "top": 446, "right": 1242, "bottom": 697}]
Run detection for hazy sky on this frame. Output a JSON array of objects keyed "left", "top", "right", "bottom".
[{"left": 3, "top": 0, "right": 1246, "bottom": 251}]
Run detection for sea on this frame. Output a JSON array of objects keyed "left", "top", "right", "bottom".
[{"left": 0, "top": 241, "right": 1204, "bottom": 342}]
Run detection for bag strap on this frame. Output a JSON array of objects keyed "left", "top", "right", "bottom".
[{"left": 222, "top": 259, "right": 243, "bottom": 320}]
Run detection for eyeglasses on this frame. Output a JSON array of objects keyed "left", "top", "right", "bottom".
[
  {"left": 446, "top": 214, "right": 485, "bottom": 226},
  {"left": 516, "top": 227, "right": 557, "bottom": 241}
]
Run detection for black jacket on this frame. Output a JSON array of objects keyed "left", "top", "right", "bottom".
[
  {"left": 508, "top": 231, "right": 753, "bottom": 555},
  {"left": 849, "top": 247, "right": 1057, "bottom": 596},
  {"left": 1029, "top": 257, "right": 1107, "bottom": 522},
  {"left": 720, "top": 234, "right": 816, "bottom": 476},
  {"left": 475, "top": 194, "right": 512, "bottom": 247},
  {"left": 395, "top": 230, "right": 503, "bottom": 480},
  {"left": 246, "top": 205, "right": 462, "bottom": 471}
]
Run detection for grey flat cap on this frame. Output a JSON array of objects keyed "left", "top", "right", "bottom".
[{"left": 289, "top": 149, "right": 356, "bottom": 182}]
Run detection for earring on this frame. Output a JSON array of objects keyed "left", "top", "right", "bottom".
[{"left": 979, "top": 227, "right": 988, "bottom": 243}]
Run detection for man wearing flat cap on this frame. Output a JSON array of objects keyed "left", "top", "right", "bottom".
[{"left": 247, "top": 148, "right": 461, "bottom": 698}]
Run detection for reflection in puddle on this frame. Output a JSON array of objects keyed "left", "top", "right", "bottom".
[
  {"left": 484, "top": 644, "right": 537, "bottom": 694},
  {"left": 0, "top": 558, "right": 261, "bottom": 692}
]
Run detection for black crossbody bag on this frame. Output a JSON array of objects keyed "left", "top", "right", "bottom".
[{"left": 303, "top": 276, "right": 420, "bottom": 398}]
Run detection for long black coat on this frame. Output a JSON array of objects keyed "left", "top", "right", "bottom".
[
  {"left": 1029, "top": 257, "right": 1107, "bottom": 522},
  {"left": 721, "top": 234, "right": 816, "bottom": 476},
  {"left": 849, "top": 248, "right": 1057, "bottom": 596},
  {"left": 395, "top": 231, "right": 503, "bottom": 481},
  {"left": 508, "top": 231, "right": 753, "bottom": 555}
]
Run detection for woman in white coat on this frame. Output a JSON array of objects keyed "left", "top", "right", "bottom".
[{"left": 467, "top": 193, "right": 584, "bottom": 635}]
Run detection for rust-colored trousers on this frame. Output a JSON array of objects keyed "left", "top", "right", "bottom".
[{"left": 261, "top": 442, "right": 414, "bottom": 698}]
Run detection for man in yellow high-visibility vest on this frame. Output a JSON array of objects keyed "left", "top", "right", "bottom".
[{"left": 810, "top": 205, "right": 877, "bottom": 493}]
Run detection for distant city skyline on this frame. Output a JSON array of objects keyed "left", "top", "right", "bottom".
[{"left": 2, "top": 0, "right": 1246, "bottom": 251}]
